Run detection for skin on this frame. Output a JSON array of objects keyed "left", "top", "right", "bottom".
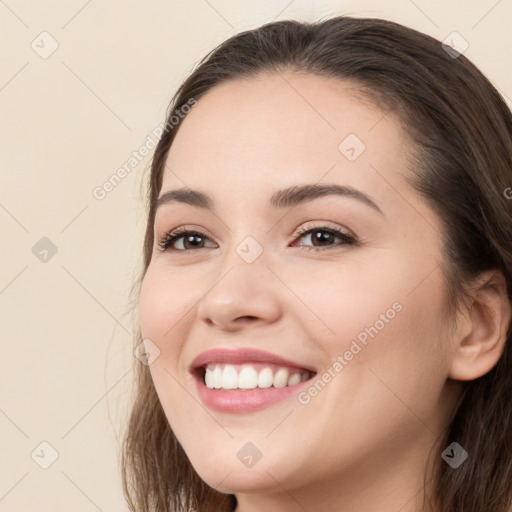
[{"left": 138, "top": 71, "right": 510, "bottom": 512}]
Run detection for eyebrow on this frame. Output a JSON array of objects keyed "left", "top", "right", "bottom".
[{"left": 156, "top": 183, "right": 384, "bottom": 215}]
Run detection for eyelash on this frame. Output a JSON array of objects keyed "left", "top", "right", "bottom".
[{"left": 157, "top": 224, "right": 357, "bottom": 253}]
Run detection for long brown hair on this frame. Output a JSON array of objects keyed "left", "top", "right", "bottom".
[{"left": 121, "top": 15, "right": 512, "bottom": 512}]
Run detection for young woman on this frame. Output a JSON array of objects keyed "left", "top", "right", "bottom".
[{"left": 121, "top": 15, "right": 512, "bottom": 512}]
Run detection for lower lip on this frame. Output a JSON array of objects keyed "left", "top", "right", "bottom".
[{"left": 193, "top": 372, "right": 313, "bottom": 413}]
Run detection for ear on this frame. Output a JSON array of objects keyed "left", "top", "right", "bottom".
[{"left": 449, "top": 270, "right": 512, "bottom": 381}]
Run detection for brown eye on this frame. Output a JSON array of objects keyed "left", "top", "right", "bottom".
[
  {"left": 158, "top": 230, "right": 216, "bottom": 252},
  {"left": 293, "top": 225, "right": 356, "bottom": 251}
]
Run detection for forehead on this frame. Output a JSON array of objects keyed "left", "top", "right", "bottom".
[{"left": 161, "top": 71, "right": 412, "bottom": 207}]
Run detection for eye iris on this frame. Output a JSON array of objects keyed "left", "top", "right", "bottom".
[
  {"left": 312, "top": 230, "right": 334, "bottom": 246},
  {"left": 184, "top": 234, "right": 204, "bottom": 249}
]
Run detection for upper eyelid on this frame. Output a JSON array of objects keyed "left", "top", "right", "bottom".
[
  {"left": 158, "top": 223, "right": 355, "bottom": 251},
  {"left": 160, "top": 222, "right": 350, "bottom": 241}
]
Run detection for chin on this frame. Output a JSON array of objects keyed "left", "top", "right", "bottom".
[
  {"left": 195, "top": 465, "right": 281, "bottom": 494},
  {"left": 183, "top": 445, "right": 296, "bottom": 494}
]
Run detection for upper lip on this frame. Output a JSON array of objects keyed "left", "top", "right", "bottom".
[{"left": 190, "top": 348, "right": 317, "bottom": 373}]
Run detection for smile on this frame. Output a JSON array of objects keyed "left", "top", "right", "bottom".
[
  {"left": 203, "top": 363, "right": 313, "bottom": 390},
  {"left": 190, "top": 348, "right": 317, "bottom": 413}
]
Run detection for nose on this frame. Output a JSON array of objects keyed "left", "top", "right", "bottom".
[{"left": 197, "top": 252, "right": 283, "bottom": 332}]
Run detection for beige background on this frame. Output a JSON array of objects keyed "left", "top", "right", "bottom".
[{"left": 0, "top": 1, "right": 510, "bottom": 510}]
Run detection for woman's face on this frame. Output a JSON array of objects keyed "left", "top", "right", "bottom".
[{"left": 139, "top": 72, "right": 462, "bottom": 506}]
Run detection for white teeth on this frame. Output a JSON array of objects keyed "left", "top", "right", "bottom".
[
  {"left": 238, "top": 367, "right": 258, "bottom": 389},
  {"left": 287, "top": 373, "right": 301, "bottom": 386},
  {"left": 222, "top": 366, "right": 238, "bottom": 389},
  {"left": 205, "top": 367, "right": 214, "bottom": 388},
  {"left": 213, "top": 365, "right": 223, "bottom": 389},
  {"left": 203, "top": 363, "right": 311, "bottom": 390},
  {"left": 257, "top": 367, "right": 273, "bottom": 388},
  {"left": 273, "top": 368, "right": 289, "bottom": 388}
]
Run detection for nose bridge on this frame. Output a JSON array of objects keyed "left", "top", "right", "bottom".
[
  {"left": 196, "top": 230, "right": 281, "bottom": 328},
  {"left": 220, "top": 211, "right": 273, "bottom": 270}
]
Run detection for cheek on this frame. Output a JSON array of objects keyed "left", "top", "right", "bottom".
[
  {"left": 139, "top": 264, "right": 194, "bottom": 344},
  {"left": 296, "top": 277, "right": 450, "bottom": 466},
  {"left": 286, "top": 255, "right": 404, "bottom": 352},
  {"left": 336, "top": 273, "right": 451, "bottom": 412},
  {"left": 305, "top": 255, "right": 450, "bottom": 389},
  {"left": 138, "top": 267, "right": 202, "bottom": 436},
  {"left": 138, "top": 264, "right": 201, "bottom": 386}
]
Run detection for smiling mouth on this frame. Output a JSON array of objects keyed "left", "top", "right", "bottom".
[
  {"left": 197, "top": 363, "right": 316, "bottom": 390},
  {"left": 190, "top": 348, "right": 318, "bottom": 412}
]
